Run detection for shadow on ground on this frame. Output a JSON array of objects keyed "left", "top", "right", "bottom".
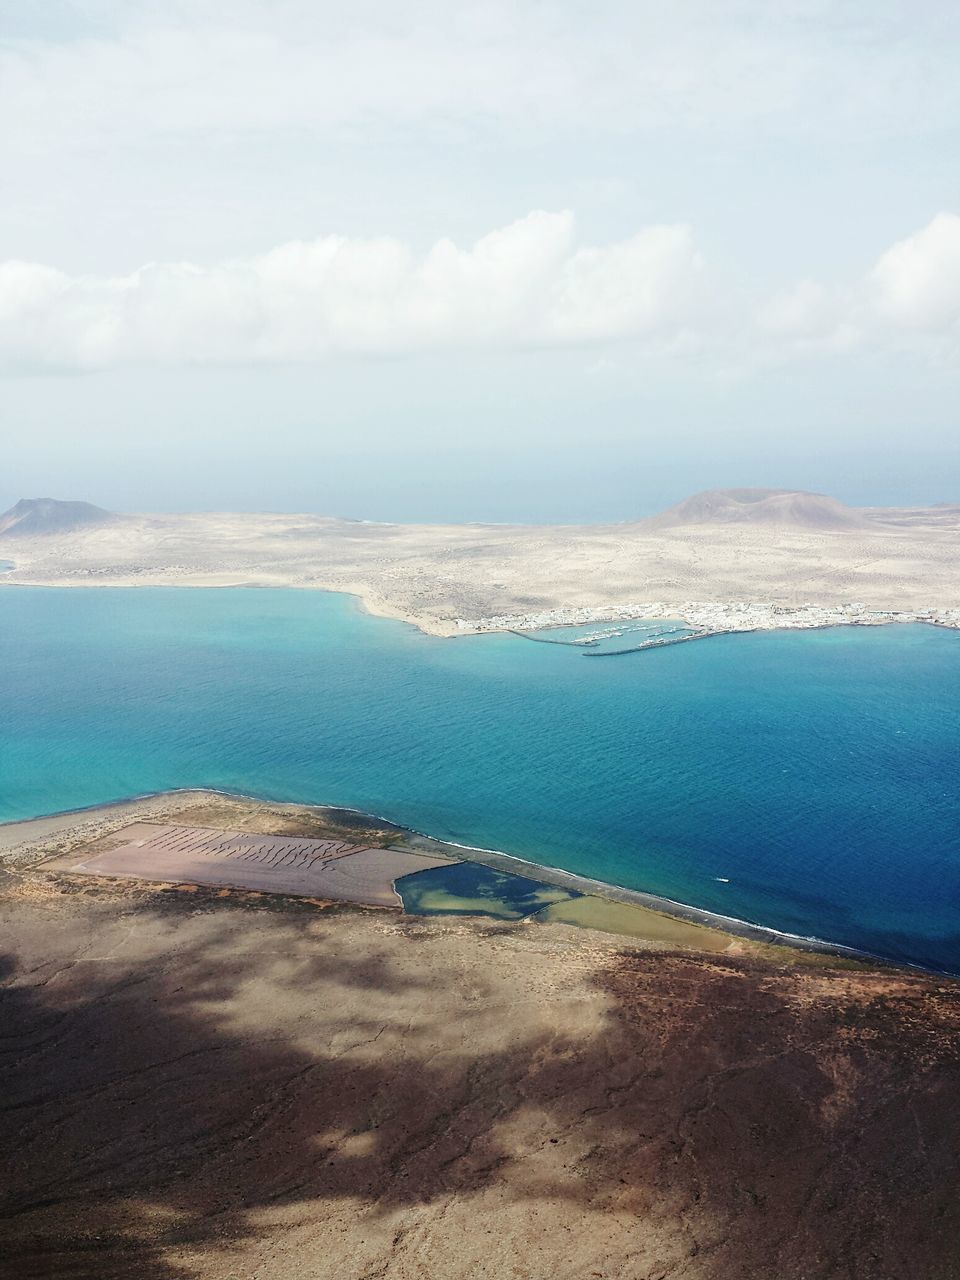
[{"left": 2, "top": 887, "right": 960, "bottom": 1280}]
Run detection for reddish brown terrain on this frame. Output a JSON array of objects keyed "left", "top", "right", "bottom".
[{"left": 2, "top": 860, "right": 960, "bottom": 1280}]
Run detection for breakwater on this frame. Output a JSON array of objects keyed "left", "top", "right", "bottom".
[
  {"left": 581, "top": 630, "right": 731, "bottom": 657},
  {"left": 508, "top": 622, "right": 696, "bottom": 655}
]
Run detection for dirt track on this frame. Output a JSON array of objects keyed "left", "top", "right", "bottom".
[{"left": 2, "top": 875, "right": 960, "bottom": 1280}]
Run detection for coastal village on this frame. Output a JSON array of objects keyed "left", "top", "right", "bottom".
[{"left": 459, "top": 600, "right": 960, "bottom": 642}]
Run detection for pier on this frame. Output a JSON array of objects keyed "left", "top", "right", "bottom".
[{"left": 581, "top": 629, "right": 735, "bottom": 656}]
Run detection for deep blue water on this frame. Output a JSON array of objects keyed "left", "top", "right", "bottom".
[{"left": 1, "top": 587, "right": 958, "bottom": 972}]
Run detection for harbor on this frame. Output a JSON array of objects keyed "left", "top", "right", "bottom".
[{"left": 465, "top": 600, "right": 960, "bottom": 652}]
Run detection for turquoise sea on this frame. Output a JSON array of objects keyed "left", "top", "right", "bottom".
[{"left": 1, "top": 586, "right": 958, "bottom": 972}]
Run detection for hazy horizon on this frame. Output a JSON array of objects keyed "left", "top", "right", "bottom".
[
  {"left": 3, "top": 462, "right": 958, "bottom": 526},
  {"left": 3, "top": 2, "right": 959, "bottom": 520}
]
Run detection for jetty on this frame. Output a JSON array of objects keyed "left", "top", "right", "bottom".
[{"left": 581, "top": 629, "right": 736, "bottom": 657}]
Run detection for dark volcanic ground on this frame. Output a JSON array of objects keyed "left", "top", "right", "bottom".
[{"left": 2, "top": 874, "right": 960, "bottom": 1280}]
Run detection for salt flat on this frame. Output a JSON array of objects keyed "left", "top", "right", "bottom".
[{"left": 52, "top": 821, "right": 453, "bottom": 906}]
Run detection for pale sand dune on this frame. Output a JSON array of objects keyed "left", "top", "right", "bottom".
[{"left": 0, "top": 491, "right": 958, "bottom": 635}]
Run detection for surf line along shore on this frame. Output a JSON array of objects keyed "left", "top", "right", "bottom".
[{"left": 0, "top": 788, "right": 886, "bottom": 968}]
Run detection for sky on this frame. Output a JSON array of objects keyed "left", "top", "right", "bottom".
[{"left": 1, "top": 0, "right": 959, "bottom": 521}]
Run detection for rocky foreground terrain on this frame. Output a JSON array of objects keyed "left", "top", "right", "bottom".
[{"left": 2, "top": 864, "right": 960, "bottom": 1280}]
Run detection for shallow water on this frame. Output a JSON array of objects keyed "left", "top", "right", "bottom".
[
  {"left": 398, "top": 862, "right": 575, "bottom": 919},
  {"left": 1, "top": 586, "right": 958, "bottom": 971}
]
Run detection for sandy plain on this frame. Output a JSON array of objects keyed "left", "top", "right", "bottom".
[{"left": 2, "top": 500, "right": 959, "bottom": 634}]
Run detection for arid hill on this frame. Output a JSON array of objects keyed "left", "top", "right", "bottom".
[
  {"left": 0, "top": 497, "right": 115, "bottom": 538},
  {"left": 642, "top": 487, "right": 872, "bottom": 531},
  {"left": 2, "top": 871, "right": 960, "bottom": 1280}
]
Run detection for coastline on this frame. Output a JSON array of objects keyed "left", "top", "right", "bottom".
[
  {"left": 395, "top": 826, "right": 890, "bottom": 967},
  {"left": 3, "top": 585, "right": 958, "bottom": 970},
  {"left": 470, "top": 600, "right": 960, "bottom": 642},
  {"left": 3, "top": 571, "right": 959, "bottom": 643},
  {"left": 0, "top": 786, "right": 902, "bottom": 972}
]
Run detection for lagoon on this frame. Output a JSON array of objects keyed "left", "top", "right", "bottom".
[{"left": 1, "top": 586, "right": 958, "bottom": 971}]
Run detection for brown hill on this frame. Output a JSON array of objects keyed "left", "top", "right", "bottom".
[
  {"left": 4, "top": 871, "right": 960, "bottom": 1280},
  {"left": 643, "top": 487, "right": 872, "bottom": 531},
  {"left": 0, "top": 498, "right": 115, "bottom": 538}
]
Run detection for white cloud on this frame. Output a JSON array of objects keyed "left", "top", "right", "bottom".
[
  {"left": 867, "top": 213, "right": 960, "bottom": 331},
  {"left": 756, "top": 212, "right": 960, "bottom": 361},
  {"left": 0, "top": 212, "right": 705, "bottom": 370},
  {"left": 5, "top": 204, "right": 960, "bottom": 376}
]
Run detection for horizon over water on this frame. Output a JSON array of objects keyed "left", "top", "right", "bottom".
[{"left": 1, "top": 586, "right": 959, "bottom": 973}]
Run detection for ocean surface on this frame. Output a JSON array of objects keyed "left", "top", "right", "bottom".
[{"left": 1, "top": 586, "right": 958, "bottom": 972}]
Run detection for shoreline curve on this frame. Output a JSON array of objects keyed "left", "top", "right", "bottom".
[{"left": 0, "top": 785, "right": 933, "bottom": 977}]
